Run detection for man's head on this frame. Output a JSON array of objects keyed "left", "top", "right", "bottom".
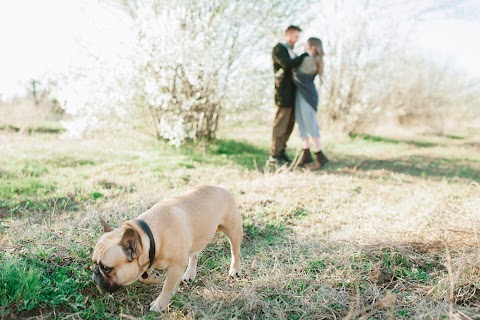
[{"left": 285, "top": 25, "right": 302, "bottom": 47}]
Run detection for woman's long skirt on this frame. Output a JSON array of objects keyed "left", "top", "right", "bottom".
[{"left": 295, "top": 91, "right": 320, "bottom": 139}]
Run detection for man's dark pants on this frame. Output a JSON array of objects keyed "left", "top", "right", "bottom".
[{"left": 270, "top": 106, "right": 295, "bottom": 157}]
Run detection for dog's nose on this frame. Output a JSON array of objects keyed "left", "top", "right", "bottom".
[
  {"left": 104, "top": 284, "right": 121, "bottom": 293},
  {"left": 93, "top": 264, "right": 100, "bottom": 274}
]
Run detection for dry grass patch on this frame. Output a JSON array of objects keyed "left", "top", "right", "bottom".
[{"left": 1, "top": 129, "right": 479, "bottom": 319}]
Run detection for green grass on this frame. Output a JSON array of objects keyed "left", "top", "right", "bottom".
[
  {"left": 0, "top": 124, "right": 20, "bottom": 132},
  {"left": 0, "top": 157, "right": 99, "bottom": 215},
  {"left": 0, "top": 123, "right": 65, "bottom": 134},
  {"left": 174, "top": 138, "right": 269, "bottom": 171},
  {"left": 0, "top": 252, "right": 90, "bottom": 316},
  {"left": 26, "top": 124, "right": 66, "bottom": 135},
  {"left": 1, "top": 128, "right": 479, "bottom": 319},
  {"left": 204, "top": 139, "right": 269, "bottom": 169}
]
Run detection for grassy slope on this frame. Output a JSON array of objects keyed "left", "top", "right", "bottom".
[{"left": 0, "top": 128, "right": 479, "bottom": 319}]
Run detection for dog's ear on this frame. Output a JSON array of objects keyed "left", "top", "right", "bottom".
[
  {"left": 99, "top": 216, "right": 113, "bottom": 233},
  {"left": 119, "top": 228, "right": 138, "bottom": 262}
]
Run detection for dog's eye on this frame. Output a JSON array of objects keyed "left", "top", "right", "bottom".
[{"left": 101, "top": 264, "right": 111, "bottom": 274}]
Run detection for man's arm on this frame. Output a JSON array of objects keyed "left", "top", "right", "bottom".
[{"left": 272, "top": 45, "right": 308, "bottom": 71}]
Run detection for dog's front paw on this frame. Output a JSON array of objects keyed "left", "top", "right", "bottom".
[
  {"left": 149, "top": 297, "right": 169, "bottom": 313},
  {"left": 182, "top": 269, "right": 196, "bottom": 283},
  {"left": 228, "top": 267, "right": 242, "bottom": 278}
]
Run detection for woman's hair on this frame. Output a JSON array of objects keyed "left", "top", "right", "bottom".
[{"left": 307, "top": 37, "right": 324, "bottom": 76}]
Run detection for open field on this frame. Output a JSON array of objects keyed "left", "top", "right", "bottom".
[{"left": 1, "top": 125, "right": 479, "bottom": 319}]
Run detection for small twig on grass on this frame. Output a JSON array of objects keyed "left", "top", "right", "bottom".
[
  {"left": 342, "top": 291, "right": 396, "bottom": 320},
  {"left": 357, "top": 291, "right": 396, "bottom": 320},
  {"left": 443, "top": 240, "right": 455, "bottom": 319},
  {"left": 274, "top": 162, "right": 290, "bottom": 174},
  {"left": 290, "top": 148, "right": 301, "bottom": 171},
  {"left": 457, "top": 310, "right": 474, "bottom": 320},
  {"left": 263, "top": 159, "right": 272, "bottom": 174},
  {"left": 352, "top": 160, "right": 365, "bottom": 171},
  {"left": 343, "top": 285, "right": 359, "bottom": 320},
  {"left": 120, "top": 314, "right": 141, "bottom": 320},
  {"left": 62, "top": 312, "right": 81, "bottom": 319}
]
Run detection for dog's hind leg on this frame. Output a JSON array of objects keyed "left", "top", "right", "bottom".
[
  {"left": 219, "top": 208, "right": 243, "bottom": 278},
  {"left": 182, "top": 252, "right": 199, "bottom": 282}
]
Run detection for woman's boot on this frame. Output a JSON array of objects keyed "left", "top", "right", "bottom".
[
  {"left": 298, "top": 149, "right": 313, "bottom": 167},
  {"left": 309, "top": 150, "right": 329, "bottom": 169}
]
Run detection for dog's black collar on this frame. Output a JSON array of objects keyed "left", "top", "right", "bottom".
[{"left": 135, "top": 219, "right": 155, "bottom": 279}]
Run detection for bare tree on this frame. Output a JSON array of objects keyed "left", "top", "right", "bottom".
[
  {"left": 309, "top": 0, "right": 410, "bottom": 133},
  {"left": 378, "top": 55, "right": 480, "bottom": 133},
  {"left": 27, "top": 79, "right": 49, "bottom": 106},
  {"left": 309, "top": 0, "right": 476, "bottom": 134}
]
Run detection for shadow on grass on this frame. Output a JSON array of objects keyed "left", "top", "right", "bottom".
[
  {"left": 183, "top": 138, "right": 479, "bottom": 181},
  {"left": 183, "top": 139, "right": 269, "bottom": 171},
  {"left": 207, "top": 139, "right": 269, "bottom": 170},
  {"left": 196, "top": 138, "right": 479, "bottom": 181},
  {"left": 442, "top": 134, "right": 465, "bottom": 140},
  {"left": 349, "top": 133, "right": 440, "bottom": 148},
  {"left": 326, "top": 154, "right": 480, "bottom": 182}
]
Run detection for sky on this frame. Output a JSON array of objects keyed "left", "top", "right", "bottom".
[
  {"left": 0, "top": 0, "right": 134, "bottom": 100},
  {"left": 413, "top": 0, "right": 480, "bottom": 76},
  {"left": 0, "top": 0, "right": 479, "bottom": 101}
]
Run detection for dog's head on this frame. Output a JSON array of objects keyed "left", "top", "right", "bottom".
[{"left": 91, "top": 217, "right": 143, "bottom": 293}]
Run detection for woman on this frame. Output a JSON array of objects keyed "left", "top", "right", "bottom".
[{"left": 293, "top": 37, "right": 329, "bottom": 169}]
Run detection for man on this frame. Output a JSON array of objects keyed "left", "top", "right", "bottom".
[{"left": 269, "top": 25, "right": 309, "bottom": 165}]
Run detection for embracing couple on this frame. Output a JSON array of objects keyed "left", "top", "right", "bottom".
[{"left": 269, "top": 25, "right": 329, "bottom": 169}]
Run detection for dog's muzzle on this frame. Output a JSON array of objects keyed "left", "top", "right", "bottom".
[{"left": 92, "top": 264, "right": 121, "bottom": 293}]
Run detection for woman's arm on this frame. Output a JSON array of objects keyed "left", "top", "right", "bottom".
[
  {"left": 317, "top": 56, "right": 325, "bottom": 84},
  {"left": 272, "top": 44, "right": 307, "bottom": 70}
]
